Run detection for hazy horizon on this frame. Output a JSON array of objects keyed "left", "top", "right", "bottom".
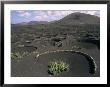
[{"left": 11, "top": 10, "right": 100, "bottom": 24}]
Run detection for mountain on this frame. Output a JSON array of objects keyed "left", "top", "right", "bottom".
[
  {"left": 28, "top": 21, "right": 49, "bottom": 25},
  {"left": 13, "top": 21, "right": 49, "bottom": 25},
  {"left": 54, "top": 12, "right": 100, "bottom": 25},
  {"left": 17, "top": 22, "right": 28, "bottom": 25}
]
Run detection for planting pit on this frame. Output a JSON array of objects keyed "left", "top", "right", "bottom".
[{"left": 11, "top": 50, "right": 97, "bottom": 77}]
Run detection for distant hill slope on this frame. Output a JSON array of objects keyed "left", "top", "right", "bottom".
[
  {"left": 28, "top": 21, "right": 49, "bottom": 25},
  {"left": 13, "top": 21, "right": 49, "bottom": 25},
  {"left": 54, "top": 12, "right": 100, "bottom": 25}
]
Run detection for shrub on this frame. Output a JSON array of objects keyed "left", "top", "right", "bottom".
[
  {"left": 11, "top": 52, "right": 23, "bottom": 59},
  {"left": 48, "top": 60, "right": 69, "bottom": 76},
  {"left": 11, "top": 51, "right": 29, "bottom": 59}
]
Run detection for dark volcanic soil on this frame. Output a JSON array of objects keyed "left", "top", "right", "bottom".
[{"left": 11, "top": 50, "right": 99, "bottom": 77}]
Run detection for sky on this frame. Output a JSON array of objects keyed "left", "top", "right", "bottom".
[{"left": 11, "top": 10, "right": 100, "bottom": 24}]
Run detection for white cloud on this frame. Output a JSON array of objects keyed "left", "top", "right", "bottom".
[
  {"left": 16, "top": 11, "right": 31, "bottom": 18},
  {"left": 47, "top": 11, "right": 71, "bottom": 17},
  {"left": 35, "top": 14, "right": 48, "bottom": 21},
  {"left": 86, "top": 11, "right": 96, "bottom": 15},
  {"left": 34, "top": 11, "right": 73, "bottom": 21},
  {"left": 94, "top": 11, "right": 100, "bottom": 17},
  {"left": 16, "top": 11, "right": 25, "bottom": 13},
  {"left": 19, "top": 12, "right": 30, "bottom": 17},
  {"left": 34, "top": 11, "right": 46, "bottom": 16}
]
